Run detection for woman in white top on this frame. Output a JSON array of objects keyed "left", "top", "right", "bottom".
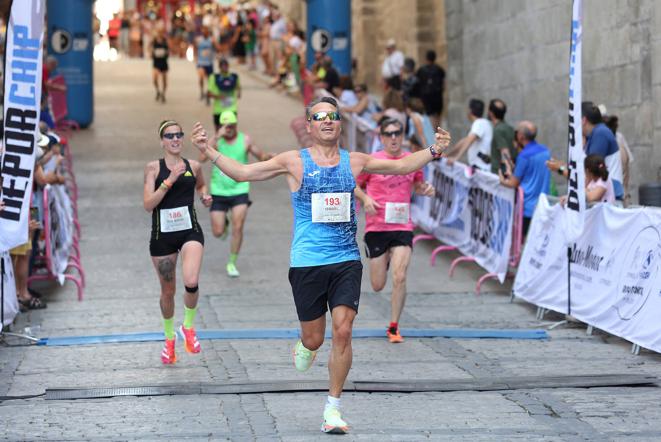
[{"left": 584, "top": 154, "right": 615, "bottom": 204}]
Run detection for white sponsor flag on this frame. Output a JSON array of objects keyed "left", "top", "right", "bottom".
[
  {"left": 564, "top": 0, "right": 585, "bottom": 243},
  {"left": 0, "top": 0, "right": 45, "bottom": 252}
]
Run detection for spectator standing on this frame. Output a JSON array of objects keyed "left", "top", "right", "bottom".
[
  {"left": 416, "top": 50, "right": 445, "bottom": 129},
  {"left": 584, "top": 154, "right": 615, "bottom": 204},
  {"left": 401, "top": 57, "right": 420, "bottom": 103},
  {"left": 447, "top": 98, "right": 493, "bottom": 171},
  {"left": 499, "top": 121, "right": 551, "bottom": 236},
  {"left": 601, "top": 107, "right": 634, "bottom": 206},
  {"left": 269, "top": 9, "right": 287, "bottom": 79},
  {"left": 381, "top": 39, "right": 404, "bottom": 90},
  {"left": 120, "top": 11, "right": 130, "bottom": 55},
  {"left": 582, "top": 101, "right": 623, "bottom": 200},
  {"left": 487, "top": 98, "right": 516, "bottom": 174},
  {"left": 108, "top": 13, "right": 121, "bottom": 49}
]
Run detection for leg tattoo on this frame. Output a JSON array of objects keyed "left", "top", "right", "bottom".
[{"left": 157, "top": 258, "right": 175, "bottom": 282}]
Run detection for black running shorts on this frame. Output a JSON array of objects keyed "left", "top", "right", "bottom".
[
  {"left": 288, "top": 260, "right": 363, "bottom": 321},
  {"left": 210, "top": 194, "right": 252, "bottom": 212},
  {"left": 149, "top": 230, "right": 204, "bottom": 257},
  {"left": 364, "top": 231, "right": 413, "bottom": 259}
]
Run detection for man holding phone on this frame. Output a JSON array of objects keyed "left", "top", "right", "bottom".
[{"left": 499, "top": 121, "right": 551, "bottom": 236}]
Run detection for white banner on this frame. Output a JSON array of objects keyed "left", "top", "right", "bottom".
[
  {"left": 514, "top": 194, "right": 661, "bottom": 353},
  {"left": 564, "top": 0, "right": 585, "bottom": 242},
  {"left": 0, "top": 0, "right": 45, "bottom": 252},
  {"left": 37, "top": 185, "right": 74, "bottom": 284},
  {"left": 411, "top": 160, "right": 515, "bottom": 282},
  {"left": 1, "top": 251, "right": 19, "bottom": 327}
]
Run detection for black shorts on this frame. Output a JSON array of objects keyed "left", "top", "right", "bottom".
[
  {"left": 288, "top": 260, "right": 362, "bottom": 321},
  {"left": 149, "top": 230, "right": 204, "bottom": 257},
  {"left": 210, "top": 194, "right": 252, "bottom": 212},
  {"left": 198, "top": 65, "right": 213, "bottom": 76},
  {"left": 364, "top": 231, "right": 413, "bottom": 258},
  {"left": 153, "top": 60, "right": 168, "bottom": 72}
]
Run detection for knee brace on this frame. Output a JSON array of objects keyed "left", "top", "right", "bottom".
[{"left": 185, "top": 284, "right": 199, "bottom": 293}]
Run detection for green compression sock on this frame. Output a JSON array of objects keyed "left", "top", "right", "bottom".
[
  {"left": 229, "top": 253, "right": 238, "bottom": 265},
  {"left": 183, "top": 306, "right": 198, "bottom": 329},
  {"left": 163, "top": 317, "right": 175, "bottom": 340}
]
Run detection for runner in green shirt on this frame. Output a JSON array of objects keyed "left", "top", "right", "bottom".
[
  {"left": 208, "top": 58, "right": 241, "bottom": 131},
  {"left": 200, "top": 111, "right": 272, "bottom": 277}
]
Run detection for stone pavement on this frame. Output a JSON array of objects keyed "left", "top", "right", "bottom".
[{"left": 1, "top": 58, "right": 660, "bottom": 441}]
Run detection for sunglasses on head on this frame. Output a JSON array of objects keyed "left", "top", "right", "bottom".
[
  {"left": 309, "top": 111, "right": 341, "bottom": 122},
  {"left": 163, "top": 132, "right": 184, "bottom": 140},
  {"left": 381, "top": 129, "right": 403, "bottom": 137}
]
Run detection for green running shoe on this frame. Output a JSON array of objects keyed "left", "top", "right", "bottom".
[
  {"left": 226, "top": 262, "right": 240, "bottom": 278},
  {"left": 292, "top": 339, "right": 317, "bottom": 372}
]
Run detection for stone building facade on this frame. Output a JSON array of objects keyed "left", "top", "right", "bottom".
[{"left": 446, "top": 0, "right": 660, "bottom": 201}]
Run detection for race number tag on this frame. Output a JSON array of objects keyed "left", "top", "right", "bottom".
[
  {"left": 311, "top": 193, "right": 351, "bottom": 223},
  {"left": 160, "top": 206, "right": 192, "bottom": 233},
  {"left": 385, "top": 202, "right": 410, "bottom": 224}
]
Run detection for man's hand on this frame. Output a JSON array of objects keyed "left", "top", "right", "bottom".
[
  {"left": 416, "top": 182, "right": 435, "bottom": 197},
  {"left": 434, "top": 127, "right": 452, "bottom": 154},
  {"left": 546, "top": 158, "right": 564, "bottom": 172},
  {"left": 362, "top": 195, "right": 382, "bottom": 216},
  {"left": 191, "top": 122, "right": 210, "bottom": 152}
]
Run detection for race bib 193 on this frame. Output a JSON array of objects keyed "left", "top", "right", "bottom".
[
  {"left": 160, "top": 206, "right": 193, "bottom": 233},
  {"left": 311, "top": 193, "right": 351, "bottom": 223},
  {"left": 385, "top": 202, "right": 410, "bottom": 224}
]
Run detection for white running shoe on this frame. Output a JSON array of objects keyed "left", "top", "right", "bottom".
[{"left": 321, "top": 406, "right": 349, "bottom": 434}]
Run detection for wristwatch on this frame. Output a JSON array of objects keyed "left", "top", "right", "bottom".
[
  {"left": 558, "top": 166, "right": 566, "bottom": 176},
  {"left": 428, "top": 143, "right": 443, "bottom": 158}
]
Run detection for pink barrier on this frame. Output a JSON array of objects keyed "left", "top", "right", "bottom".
[
  {"left": 27, "top": 131, "right": 85, "bottom": 300},
  {"left": 28, "top": 187, "right": 84, "bottom": 300},
  {"left": 414, "top": 187, "right": 525, "bottom": 295}
]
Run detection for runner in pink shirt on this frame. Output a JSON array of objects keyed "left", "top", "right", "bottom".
[{"left": 355, "top": 118, "right": 435, "bottom": 343}]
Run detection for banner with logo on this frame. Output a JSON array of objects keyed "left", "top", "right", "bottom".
[
  {"left": 411, "top": 160, "right": 515, "bottom": 282},
  {"left": 514, "top": 194, "right": 661, "bottom": 353},
  {"left": 564, "top": 0, "right": 585, "bottom": 242},
  {"left": 0, "top": 0, "right": 45, "bottom": 252},
  {"left": 1, "top": 251, "right": 19, "bottom": 327}
]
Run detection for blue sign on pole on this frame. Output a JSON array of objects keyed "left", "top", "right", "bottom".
[
  {"left": 47, "top": 0, "right": 94, "bottom": 127},
  {"left": 306, "top": 0, "right": 351, "bottom": 75}
]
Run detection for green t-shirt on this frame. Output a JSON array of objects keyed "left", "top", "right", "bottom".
[
  {"left": 208, "top": 73, "right": 239, "bottom": 115},
  {"left": 210, "top": 132, "right": 250, "bottom": 196},
  {"left": 491, "top": 120, "right": 516, "bottom": 174}
]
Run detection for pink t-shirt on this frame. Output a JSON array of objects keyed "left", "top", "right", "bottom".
[
  {"left": 587, "top": 178, "right": 615, "bottom": 203},
  {"left": 356, "top": 151, "right": 424, "bottom": 232}
]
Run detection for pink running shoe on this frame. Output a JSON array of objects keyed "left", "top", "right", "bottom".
[
  {"left": 161, "top": 337, "right": 177, "bottom": 364},
  {"left": 178, "top": 325, "right": 201, "bottom": 354}
]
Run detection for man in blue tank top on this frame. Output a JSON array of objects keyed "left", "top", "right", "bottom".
[{"left": 192, "top": 97, "right": 451, "bottom": 435}]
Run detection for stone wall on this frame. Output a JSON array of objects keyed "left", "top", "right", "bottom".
[{"left": 445, "top": 0, "right": 660, "bottom": 201}]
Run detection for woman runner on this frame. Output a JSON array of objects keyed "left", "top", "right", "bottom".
[{"left": 143, "top": 120, "right": 212, "bottom": 364}]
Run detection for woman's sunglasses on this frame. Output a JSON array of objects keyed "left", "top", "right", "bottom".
[
  {"left": 163, "top": 132, "right": 185, "bottom": 140},
  {"left": 309, "top": 111, "right": 341, "bottom": 122}
]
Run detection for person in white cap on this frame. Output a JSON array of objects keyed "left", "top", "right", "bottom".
[{"left": 381, "top": 38, "right": 404, "bottom": 90}]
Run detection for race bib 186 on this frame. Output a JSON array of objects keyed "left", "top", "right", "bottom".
[
  {"left": 385, "top": 202, "right": 410, "bottom": 224},
  {"left": 311, "top": 193, "right": 351, "bottom": 223},
  {"left": 160, "top": 206, "right": 193, "bottom": 233}
]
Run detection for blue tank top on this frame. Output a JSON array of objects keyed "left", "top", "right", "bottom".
[
  {"left": 290, "top": 148, "right": 360, "bottom": 267},
  {"left": 197, "top": 37, "right": 214, "bottom": 67}
]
